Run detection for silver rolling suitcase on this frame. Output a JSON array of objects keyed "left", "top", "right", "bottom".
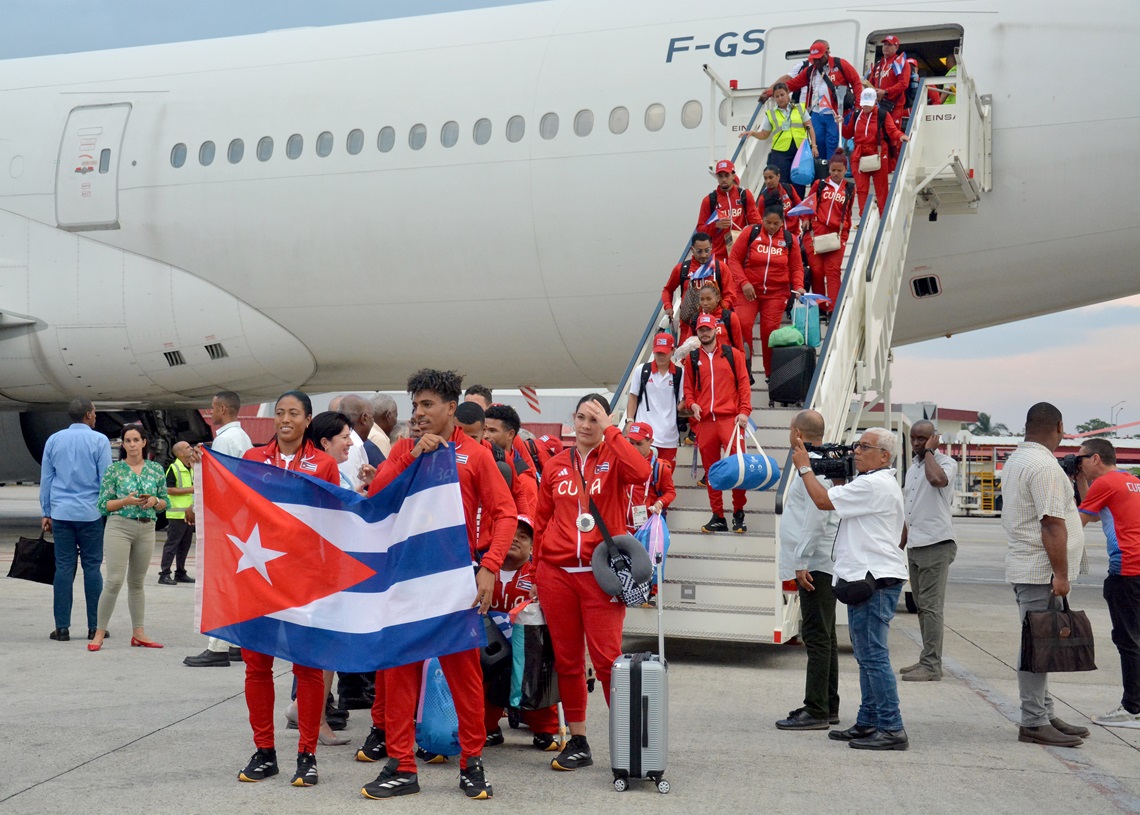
[{"left": 609, "top": 554, "right": 670, "bottom": 794}]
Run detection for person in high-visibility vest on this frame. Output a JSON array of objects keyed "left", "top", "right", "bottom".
[
  {"left": 740, "top": 82, "right": 818, "bottom": 197},
  {"left": 158, "top": 441, "right": 196, "bottom": 585}
]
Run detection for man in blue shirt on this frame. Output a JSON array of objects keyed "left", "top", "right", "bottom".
[{"left": 40, "top": 399, "right": 112, "bottom": 642}]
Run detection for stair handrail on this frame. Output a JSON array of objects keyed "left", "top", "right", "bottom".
[{"left": 610, "top": 93, "right": 768, "bottom": 425}]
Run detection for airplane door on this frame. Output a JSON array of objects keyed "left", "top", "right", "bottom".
[
  {"left": 760, "top": 21, "right": 861, "bottom": 87},
  {"left": 55, "top": 103, "right": 131, "bottom": 231}
]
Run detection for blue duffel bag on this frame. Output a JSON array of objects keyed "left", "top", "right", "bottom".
[{"left": 707, "top": 426, "right": 781, "bottom": 492}]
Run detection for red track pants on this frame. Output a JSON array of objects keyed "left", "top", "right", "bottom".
[
  {"left": 369, "top": 668, "right": 387, "bottom": 727},
  {"left": 735, "top": 294, "right": 789, "bottom": 377},
  {"left": 696, "top": 416, "right": 748, "bottom": 516},
  {"left": 852, "top": 151, "right": 890, "bottom": 218},
  {"left": 655, "top": 446, "right": 677, "bottom": 465},
  {"left": 535, "top": 562, "right": 625, "bottom": 723},
  {"left": 811, "top": 240, "right": 845, "bottom": 314},
  {"left": 386, "top": 649, "right": 485, "bottom": 773},
  {"left": 484, "top": 702, "right": 559, "bottom": 735},
  {"left": 242, "top": 649, "right": 323, "bottom": 754}
]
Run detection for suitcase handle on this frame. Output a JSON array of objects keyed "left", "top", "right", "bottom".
[{"left": 641, "top": 695, "right": 650, "bottom": 748}]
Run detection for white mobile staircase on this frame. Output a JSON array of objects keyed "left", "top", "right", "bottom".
[{"left": 617, "top": 53, "right": 991, "bottom": 645}]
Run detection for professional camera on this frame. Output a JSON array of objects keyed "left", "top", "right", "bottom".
[
  {"left": 804, "top": 443, "right": 857, "bottom": 480},
  {"left": 1059, "top": 453, "right": 1081, "bottom": 478}
]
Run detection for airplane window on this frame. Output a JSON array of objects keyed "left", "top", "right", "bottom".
[
  {"left": 441, "top": 121, "right": 459, "bottom": 148},
  {"left": 316, "top": 131, "right": 334, "bottom": 157},
  {"left": 170, "top": 143, "right": 186, "bottom": 168},
  {"left": 506, "top": 116, "right": 525, "bottom": 143},
  {"left": 227, "top": 139, "right": 244, "bottom": 164},
  {"left": 473, "top": 118, "right": 492, "bottom": 145},
  {"left": 645, "top": 103, "right": 666, "bottom": 132},
  {"left": 574, "top": 110, "right": 594, "bottom": 137},
  {"left": 347, "top": 129, "right": 364, "bottom": 155},
  {"left": 682, "top": 100, "right": 703, "bottom": 129},
  {"left": 257, "top": 137, "right": 273, "bottom": 161},
  {"left": 409, "top": 124, "right": 427, "bottom": 150},
  {"left": 378, "top": 126, "right": 395, "bottom": 153},
  {"left": 609, "top": 107, "right": 629, "bottom": 134},
  {"left": 539, "top": 113, "right": 559, "bottom": 140},
  {"left": 199, "top": 141, "right": 216, "bottom": 166},
  {"left": 718, "top": 98, "right": 730, "bottom": 126},
  {"left": 286, "top": 134, "right": 303, "bottom": 159},
  {"left": 98, "top": 149, "right": 111, "bottom": 173}
]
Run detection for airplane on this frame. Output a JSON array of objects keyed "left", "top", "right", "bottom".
[{"left": 0, "top": 0, "right": 1137, "bottom": 479}]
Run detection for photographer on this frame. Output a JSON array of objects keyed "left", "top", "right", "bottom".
[
  {"left": 791, "top": 427, "right": 909, "bottom": 751},
  {"left": 776, "top": 410, "right": 841, "bottom": 732}
]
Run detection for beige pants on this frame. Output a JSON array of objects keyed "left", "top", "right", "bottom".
[{"left": 96, "top": 515, "right": 155, "bottom": 630}]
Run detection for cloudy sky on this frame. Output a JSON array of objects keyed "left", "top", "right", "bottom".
[{"left": 5, "top": 1, "right": 1137, "bottom": 434}]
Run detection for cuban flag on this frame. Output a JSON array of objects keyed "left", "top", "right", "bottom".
[
  {"left": 194, "top": 448, "right": 484, "bottom": 673},
  {"left": 788, "top": 192, "right": 816, "bottom": 217}
]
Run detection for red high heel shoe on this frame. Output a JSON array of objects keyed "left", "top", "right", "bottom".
[
  {"left": 87, "top": 641, "right": 103, "bottom": 652},
  {"left": 131, "top": 636, "right": 164, "bottom": 648}
]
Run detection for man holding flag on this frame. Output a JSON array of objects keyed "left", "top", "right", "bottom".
[
  {"left": 361, "top": 369, "right": 516, "bottom": 801},
  {"left": 695, "top": 159, "right": 761, "bottom": 261},
  {"left": 661, "top": 233, "right": 737, "bottom": 324}
]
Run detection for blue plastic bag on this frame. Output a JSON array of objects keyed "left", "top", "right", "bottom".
[
  {"left": 790, "top": 138, "right": 815, "bottom": 187},
  {"left": 792, "top": 295, "right": 822, "bottom": 348},
  {"left": 634, "top": 513, "right": 670, "bottom": 586},
  {"left": 415, "top": 658, "right": 460, "bottom": 757},
  {"left": 707, "top": 426, "right": 781, "bottom": 492}
]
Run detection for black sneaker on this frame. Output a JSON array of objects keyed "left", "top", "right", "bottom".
[
  {"left": 732, "top": 510, "right": 747, "bottom": 533},
  {"left": 238, "top": 748, "right": 278, "bottom": 782},
  {"left": 362, "top": 758, "right": 420, "bottom": 800},
  {"left": 416, "top": 747, "right": 448, "bottom": 764},
  {"left": 485, "top": 728, "right": 504, "bottom": 747},
  {"left": 701, "top": 515, "right": 728, "bottom": 534},
  {"left": 551, "top": 734, "right": 592, "bottom": 771},
  {"left": 356, "top": 726, "right": 387, "bottom": 762},
  {"left": 532, "top": 733, "right": 560, "bottom": 751},
  {"left": 458, "top": 756, "right": 493, "bottom": 799},
  {"left": 175, "top": 572, "right": 195, "bottom": 583},
  {"left": 157, "top": 574, "right": 177, "bottom": 586},
  {"left": 290, "top": 751, "right": 317, "bottom": 787}
]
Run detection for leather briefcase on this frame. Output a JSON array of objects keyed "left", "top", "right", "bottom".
[{"left": 1019, "top": 596, "right": 1096, "bottom": 673}]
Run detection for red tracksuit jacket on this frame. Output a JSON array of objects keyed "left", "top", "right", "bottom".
[
  {"left": 243, "top": 439, "right": 340, "bottom": 486},
  {"left": 662, "top": 257, "right": 737, "bottom": 310},
  {"left": 757, "top": 182, "right": 803, "bottom": 234},
  {"left": 626, "top": 457, "right": 676, "bottom": 533},
  {"left": 682, "top": 344, "right": 752, "bottom": 421},
  {"left": 368, "top": 425, "right": 517, "bottom": 573},
  {"left": 867, "top": 54, "right": 911, "bottom": 112},
  {"left": 533, "top": 426, "right": 652, "bottom": 571},
  {"left": 785, "top": 56, "right": 863, "bottom": 112},
  {"left": 489, "top": 559, "right": 536, "bottom": 614},
  {"left": 842, "top": 108, "right": 904, "bottom": 161},
  {"left": 695, "top": 185, "right": 762, "bottom": 260},
  {"left": 727, "top": 226, "right": 805, "bottom": 297},
  {"left": 810, "top": 178, "right": 853, "bottom": 240}
]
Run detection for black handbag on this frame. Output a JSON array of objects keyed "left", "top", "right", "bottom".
[
  {"left": 1020, "top": 595, "right": 1096, "bottom": 674},
  {"left": 833, "top": 572, "right": 875, "bottom": 605},
  {"left": 7, "top": 535, "right": 56, "bottom": 585}
]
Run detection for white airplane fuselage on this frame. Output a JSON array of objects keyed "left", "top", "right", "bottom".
[{"left": 0, "top": 0, "right": 1137, "bottom": 408}]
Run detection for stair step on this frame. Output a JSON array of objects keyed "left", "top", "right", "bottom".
[
  {"left": 657, "top": 580, "right": 774, "bottom": 609},
  {"left": 665, "top": 509, "right": 775, "bottom": 534},
  {"left": 664, "top": 553, "right": 776, "bottom": 583},
  {"left": 624, "top": 604, "right": 776, "bottom": 643}
]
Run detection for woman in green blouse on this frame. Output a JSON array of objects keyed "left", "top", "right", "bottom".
[{"left": 89, "top": 424, "right": 169, "bottom": 651}]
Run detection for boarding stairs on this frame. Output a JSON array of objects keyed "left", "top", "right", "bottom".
[{"left": 615, "top": 54, "right": 990, "bottom": 644}]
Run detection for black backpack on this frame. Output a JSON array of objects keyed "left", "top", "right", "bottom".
[
  {"left": 707, "top": 187, "right": 750, "bottom": 224},
  {"left": 745, "top": 224, "right": 797, "bottom": 265},
  {"left": 523, "top": 438, "right": 543, "bottom": 480},
  {"left": 637, "top": 361, "right": 683, "bottom": 416},
  {"left": 813, "top": 178, "right": 855, "bottom": 221},
  {"left": 688, "top": 344, "right": 738, "bottom": 393}
]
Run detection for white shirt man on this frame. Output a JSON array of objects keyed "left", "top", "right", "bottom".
[{"left": 211, "top": 421, "right": 253, "bottom": 459}]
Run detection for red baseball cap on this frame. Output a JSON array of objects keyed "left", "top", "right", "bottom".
[
  {"left": 695, "top": 313, "right": 717, "bottom": 330},
  {"left": 653, "top": 332, "right": 676, "bottom": 352},
  {"left": 882, "top": 35, "right": 900, "bottom": 46},
  {"left": 809, "top": 40, "right": 828, "bottom": 59},
  {"left": 715, "top": 159, "right": 735, "bottom": 175},
  {"left": 627, "top": 423, "right": 654, "bottom": 442},
  {"left": 538, "top": 434, "right": 562, "bottom": 456},
  {"left": 516, "top": 515, "right": 534, "bottom": 535}
]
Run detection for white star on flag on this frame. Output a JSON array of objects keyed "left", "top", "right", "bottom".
[{"left": 227, "top": 524, "right": 286, "bottom": 584}]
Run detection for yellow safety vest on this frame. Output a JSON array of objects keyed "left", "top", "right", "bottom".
[
  {"left": 765, "top": 103, "right": 809, "bottom": 152},
  {"left": 944, "top": 65, "right": 957, "bottom": 105},
  {"left": 165, "top": 459, "right": 194, "bottom": 519}
]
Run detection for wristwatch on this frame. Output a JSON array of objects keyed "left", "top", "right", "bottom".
[
  {"left": 798, "top": 465, "right": 813, "bottom": 476},
  {"left": 923, "top": 448, "right": 935, "bottom": 456}
]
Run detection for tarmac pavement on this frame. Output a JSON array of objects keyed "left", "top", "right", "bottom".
[{"left": 1, "top": 488, "right": 1138, "bottom": 815}]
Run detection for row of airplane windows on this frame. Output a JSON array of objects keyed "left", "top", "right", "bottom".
[{"left": 169, "top": 100, "right": 718, "bottom": 167}]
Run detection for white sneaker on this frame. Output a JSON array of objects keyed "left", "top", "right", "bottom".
[{"left": 1092, "top": 705, "right": 1140, "bottom": 729}]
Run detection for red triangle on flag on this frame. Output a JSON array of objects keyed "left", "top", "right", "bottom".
[{"left": 199, "top": 454, "right": 376, "bottom": 632}]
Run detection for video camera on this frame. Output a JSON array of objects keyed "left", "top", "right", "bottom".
[
  {"left": 1059, "top": 453, "right": 1080, "bottom": 478},
  {"left": 804, "top": 443, "right": 857, "bottom": 481}
]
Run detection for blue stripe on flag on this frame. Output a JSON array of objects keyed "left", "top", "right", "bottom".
[
  {"left": 208, "top": 607, "right": 486, "bottom": 673},
  {"left": 341, "top": 527, "right": 473, "bottom": 593}
]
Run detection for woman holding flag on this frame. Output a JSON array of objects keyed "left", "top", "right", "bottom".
[{"left": 237, "top": 390, "right": 340, "bottom": 788}]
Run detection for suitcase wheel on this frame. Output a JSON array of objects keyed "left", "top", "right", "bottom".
[
  {"left": 613, "top": 777, "right": 629, "bottom": 792},
  {"left": 657, "top": 779, "right": 671, "bottom": 794}
]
